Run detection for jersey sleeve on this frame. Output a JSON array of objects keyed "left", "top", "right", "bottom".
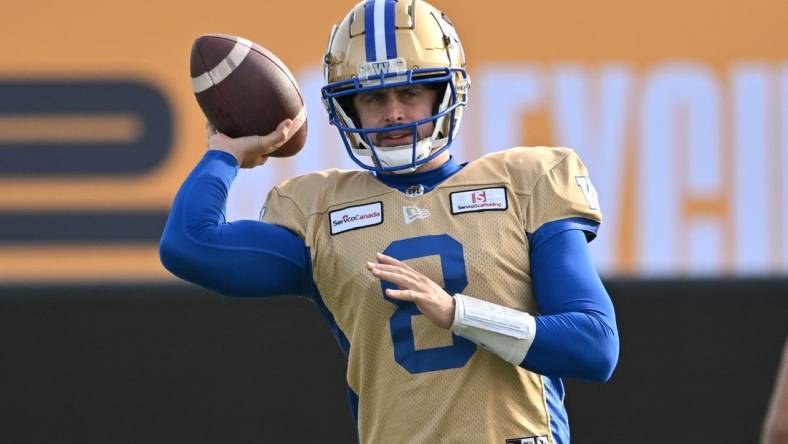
[
  {"left": 525, "top": 150, "right": 602, "bottom": 238},
  {"left": 261, "top": 185, "right": 309, "bottom": 240}
]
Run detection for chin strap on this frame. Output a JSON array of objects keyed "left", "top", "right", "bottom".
[{"left": 451, "top": 293, "right": 536, "bottom": 365}]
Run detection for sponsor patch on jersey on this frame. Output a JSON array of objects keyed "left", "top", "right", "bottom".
[
  {"left": 329, "top": 202, "right": 383, "bottom": 235},
  {"left": 505, "top": 436, "right": 548, "bottom": 444},
  {"left": 450, "top": 187, "right": 508, "bottom": 214}
]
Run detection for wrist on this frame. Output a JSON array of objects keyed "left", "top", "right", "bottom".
[
  {"left": 451, "top": 293, "right": 536, "bottom": 365},
  {"left": 207, "top": 147, "right": 241, "bottom": 166}
]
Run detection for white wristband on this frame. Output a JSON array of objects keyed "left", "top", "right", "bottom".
[{"left": 451, "top": 293, "right": 536, "bottom": 365}]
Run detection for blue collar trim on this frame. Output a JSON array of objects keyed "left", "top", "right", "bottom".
[{"left": 373, "top": 157, "right": 463, "bottom": 193}]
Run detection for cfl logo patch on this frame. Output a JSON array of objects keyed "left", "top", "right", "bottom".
[{"left": 505, "top": 436, "right": 548, "bottom": 444}]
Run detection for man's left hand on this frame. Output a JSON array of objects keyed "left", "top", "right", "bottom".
[{"left": 367, "top": 253, "right": 456, "bottom": 329}]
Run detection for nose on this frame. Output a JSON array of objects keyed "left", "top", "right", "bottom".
[{"left": 382, "top": 91, "right": 406, "bottom": 125}]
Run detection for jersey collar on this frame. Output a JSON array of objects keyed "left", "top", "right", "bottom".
[{"left": 372, "top": 156, "right": 464, "bottom": 193}]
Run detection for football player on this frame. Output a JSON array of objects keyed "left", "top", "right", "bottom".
[{"left": 160, "top": 1, "right": 619, "bottom": 443}]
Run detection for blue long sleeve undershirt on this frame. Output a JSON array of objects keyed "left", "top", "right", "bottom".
[{"left": 160, "top": 150, "right": 618, "bottom": 381}]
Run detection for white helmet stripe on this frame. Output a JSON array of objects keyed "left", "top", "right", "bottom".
[{"left": 374, "top": 0, "right": 388, "bottom": 61}]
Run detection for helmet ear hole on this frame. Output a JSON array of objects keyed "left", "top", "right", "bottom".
[
  {"left": 427, "top": 81, "right": 448, "bottom": 115},
  {"left": 337, "top": 94, "right": 362, "bottom": 128}
]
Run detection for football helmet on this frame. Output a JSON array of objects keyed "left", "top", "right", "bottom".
[{"left": 322, "top": 0, "right": 470, "bottom": 173}]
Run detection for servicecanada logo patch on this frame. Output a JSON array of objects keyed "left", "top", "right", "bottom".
[{"left": 329, "top": 202, "right": 384, "bottom": 235}]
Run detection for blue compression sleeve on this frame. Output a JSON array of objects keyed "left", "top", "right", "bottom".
[
  {"left": 160, "top": 150, "right": 310, "bottom": 297},
  {"left": 521, "top": 221, "right": 619, "bottom": 382}
]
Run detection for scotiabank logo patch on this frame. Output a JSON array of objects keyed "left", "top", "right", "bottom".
[
  {"left": 329, "top": 202, "right": 384, "bottom": 235},
  {"left": 450, "top": 187, "right": 508, "bottom": 214}
]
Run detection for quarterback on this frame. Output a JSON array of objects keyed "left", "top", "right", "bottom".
[{"left": 160, "top": 1, "right": 619, "bottom": 443}]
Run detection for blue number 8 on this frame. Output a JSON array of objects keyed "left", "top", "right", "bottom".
[{"left": 381, "top": 234, "right": 476, "bottom": 374}]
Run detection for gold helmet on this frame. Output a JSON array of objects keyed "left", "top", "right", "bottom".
[{"left": 321, "top": 0, "right": 470, "bottom": 173}]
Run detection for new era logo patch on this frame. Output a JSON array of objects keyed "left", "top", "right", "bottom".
[
  {"left": 450, "top": 187, "right": 508, "bottom": 214},
  {"left": 329, "top": 202, "right": 383, "bottom": 235},
  {"left": 402, "top": 206, "right": 431, "bottom": 224}
]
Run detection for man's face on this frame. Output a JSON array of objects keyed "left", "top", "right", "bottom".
[{"left": 352, "top": 84, "right": 439, "bottom": 147}]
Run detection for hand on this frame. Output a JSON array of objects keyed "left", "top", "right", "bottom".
[
  {"left": 206, "top": 119, "right": 293, "bottom": 168},
  {"left": 367, "top": 253, "right": 456, "bottom": 330}
]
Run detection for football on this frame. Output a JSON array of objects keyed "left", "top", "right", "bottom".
[{"left": 190, "top": 34, "right": 307, "bottom": 157}]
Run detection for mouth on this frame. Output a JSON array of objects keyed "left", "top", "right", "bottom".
[{"left": 377, "top": 132, "right": 412, "bottom": 146}]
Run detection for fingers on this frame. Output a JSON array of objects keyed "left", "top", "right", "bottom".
[
  {"left": 368, "top": 262, "right": 421, "bottom": 283},
  {"left": 367, "top": 263, "right": 421, "bottom": 290},
  {"left": 234, "top": 121, "right": 290, "bottom": 154},
  {"left": 367, "top": 254, "right": 430, "bottom": 301},
  {"left": 384, "top": 288, "right": 416, "bottom": 301},
  {"left": 256, "top": 119, "right": 294, "bottom": 154},
  {"left": 375, "top": 253, "right": 417, "bottom": 272},
  {"left": 208, "top": 119, "right": 294, "bottom": 168}
]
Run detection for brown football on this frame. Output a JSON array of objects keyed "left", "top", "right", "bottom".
[{"left": 190, "top": 34, "right": 307, "bottom": 157}]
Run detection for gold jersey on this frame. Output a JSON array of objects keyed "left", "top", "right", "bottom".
[{"left": 261, "top": 147, "right": 602, "bottom": 444}]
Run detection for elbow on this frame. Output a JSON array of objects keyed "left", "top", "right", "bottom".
[
  {"left": 158, "top": 216, "right": 207, "bottom": 281},
  {"left": 159, "top": 234, "right": 183, "bottom": 278},
  {"left": 159, "top": 224, "right": 196, "bottom": 281},
  {"left": 587, "top": 332, "right": 619, "bottom": 383},
  {"left": 588, "top": 349, "right": 618, "bottom": 383},
  {"left": 594, "top": 336, "right": 618, "bottom": 382}
]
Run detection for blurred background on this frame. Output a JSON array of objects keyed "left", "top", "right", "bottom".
[{"left": 0, "top": 0, "right": 786, "bottom": 442}]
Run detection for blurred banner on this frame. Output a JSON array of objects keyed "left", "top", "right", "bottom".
[{"left": 0, "top": 0, "right": 785, "bottom": 282}]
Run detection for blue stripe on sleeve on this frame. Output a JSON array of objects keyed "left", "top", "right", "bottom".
[
  {"left": 364, "top": 0, "right": 377, "bottom": 62},
  {"left": 526, "top": 217, "right": 600, "bottom": 250},
  {"left": 384, "top": 0, "right": 397, "bottom": 59}
]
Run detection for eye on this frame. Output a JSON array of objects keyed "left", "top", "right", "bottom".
[
  {"left": 360, "top": 92, "right": 383, "bottom": 103},
  {"left": 404, "top": 87, "right": 420, "bottom": 96}
]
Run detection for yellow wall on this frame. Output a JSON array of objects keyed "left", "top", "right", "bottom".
[{"left": 0, "top": 0, "right": 785, "bottom": 281}]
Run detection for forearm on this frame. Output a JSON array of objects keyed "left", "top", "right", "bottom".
[
  {"left": 160, "top": 150, "right": 309, "bottom": 297},
  {"left": 524, "top": 311, "right": 618, "bottom": 381},
  {"left": 450, "top": 293, "right": 617, "bottom": 381}
]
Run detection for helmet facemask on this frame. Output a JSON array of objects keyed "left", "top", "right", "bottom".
[{"left": 324, "top": 68, "right": 469, "bottom": 173}]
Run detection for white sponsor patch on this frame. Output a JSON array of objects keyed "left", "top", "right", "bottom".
[
  {"left": 450, "top": 187, "right": 508, "bottom": 214},
  {"left": 402, "top": 206, "right": 431, "bottom": 224},
  {"left": 329, "top": 202, "right": 383, "bottom": 235}
]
